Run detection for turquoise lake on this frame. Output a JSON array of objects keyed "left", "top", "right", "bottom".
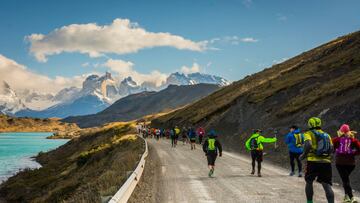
[{"left": 0, "top": 132, "right": 68, "bottom": 182}]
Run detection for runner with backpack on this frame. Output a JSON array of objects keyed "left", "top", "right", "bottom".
[
  {"left": 332, "top": 124, "right": 360, "bottom": 203},
  {"left": 285, "top": 125, "right": 304, "bottom": 177},
  {"left": 245, "top": 129, "right": 277, "bottom": 177},
  {"left": 300, "top": 117, "right": 334, "bottom": 203},
  {"left": 203, "top": 130, "right": 222, "bottom": 177}
]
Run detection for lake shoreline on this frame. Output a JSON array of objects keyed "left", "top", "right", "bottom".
[{"left": 0, "top": 132, "right": 69, "bottom": 184}]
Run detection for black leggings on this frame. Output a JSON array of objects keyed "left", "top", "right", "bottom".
[
  {"left": 171, "top": 138, "right": 177, "bottom": 147},
  {"left": 251, "top": 150, "right": 263, "bottom": 173},
  {"left": 289, "top": 152, "right": 302, "bottom": 173},
  {"left": 336, "top": 164, "right": 355, "bottom": 198}
]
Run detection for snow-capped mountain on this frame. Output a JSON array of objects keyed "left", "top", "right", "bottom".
[
  {"left": 0, "top": 81, "right": 27, "bottom": 115},
  {"left": 80, "top": 72, "right": 116, "bottom": 103},
  {"left": 12, "top": 71, "right": 229, "bottom": 118},
  {"left": 16, "top": 89, "right": 57, "bottom": 110},
  {"left": 164, "top": 72, "right": 230, "bottom": 87},
  {"left": 118, "top": 77, "right": 143, "bottom": 97}
]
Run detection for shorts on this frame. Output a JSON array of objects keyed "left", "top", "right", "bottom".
[
  {"left": 207, "top": 153, "right": 217, "bottom": 166},
  {"left": 305, "top": 162, "right": 332, "bottom": 185},
  {"left": 190, "top": 138, "right": 196, "bottom": 143},
  {"left": 251, "top": 150, "right": 263, "bottom": 162}
]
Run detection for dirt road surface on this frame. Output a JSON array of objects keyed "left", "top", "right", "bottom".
[{"left": 137, "top": 138, "right": 359, "bottom": 203}]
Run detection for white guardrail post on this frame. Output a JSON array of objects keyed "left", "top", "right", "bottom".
[{"left": 108, "top": 134, "right": 148, "bottom": 203}]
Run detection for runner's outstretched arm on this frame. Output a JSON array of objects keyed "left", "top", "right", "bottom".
[{"left": 259, "top": 136, "right": 277, "bottom": 143}]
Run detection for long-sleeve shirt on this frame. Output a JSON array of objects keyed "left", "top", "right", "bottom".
[
  {"left": 332, "top": 137, "right": 360, "bottom": 165},
  {"left": 203, "top": 138, "right": 222, "bottom": 155},
  {"left": 245, "top": 133, "right": 277, "bottom": 151}
]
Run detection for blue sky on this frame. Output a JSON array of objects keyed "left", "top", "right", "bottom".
[{"left": 0, "top": 0, "right": 359, "bottom": 93}]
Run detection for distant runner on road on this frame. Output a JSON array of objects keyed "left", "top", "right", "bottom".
[
  {"left": 188, "top": 127, "right": 197, "bottom": 150},
  {"left": 197, "top": 126, "right": 205, "bottom": 144},
  {"left": 203, "top": 130, "right": 222, "bottom": 177}
]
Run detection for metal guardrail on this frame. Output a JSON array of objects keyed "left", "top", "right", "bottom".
[{"left": 108, "top": 135, "right": 148, "bottom": 203}]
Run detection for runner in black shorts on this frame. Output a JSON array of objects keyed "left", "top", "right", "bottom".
[{"left": 203, "top": 130, "right": 222, "bottom": 177}]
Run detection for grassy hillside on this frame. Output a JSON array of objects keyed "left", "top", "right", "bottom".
[
  {"left": 0, "top": 114, "right": 79, "bottom": 133},
  {"left": 0, "top": 122, "right": 144, "bottom": 202},
  {"left": 154, "top": 31, "right": 360, "bottom": 125},
  {"left": 64, "top": 84, "right": 220, "bottom": 128},
  {"left": 152, "top": 31, "right": 360, "bottom": 189}
]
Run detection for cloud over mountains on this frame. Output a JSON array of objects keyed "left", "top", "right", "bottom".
[{"left": 27, "top": 18, "right": 206, "bottom": 62}]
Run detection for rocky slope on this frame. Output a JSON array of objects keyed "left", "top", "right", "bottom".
[
  {"left": 64, "top": 84, "right": 221, "bottom": 128},
  {"left": 152, "top": 31, "right": 360, "bottom": 189}
]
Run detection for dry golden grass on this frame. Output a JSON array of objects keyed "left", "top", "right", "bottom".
[{"left": 0, "top": 115, "right": 79, "bottom": 133}]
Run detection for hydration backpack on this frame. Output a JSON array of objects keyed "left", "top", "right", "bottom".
[
  {"left": 312, "top": 130, "right": 332, "bottom": 157},
  {"left": 250, "top": 137, "right": 259, "bottom": 150},
  {"left": 336, "top": 137, "right": 355, "bottom": 155},
  {"left": 294, "top": 133, "right": 303, "bottom": 148},
  {"left": 208, "top": 138, "right": 216, "bottom": 151}
]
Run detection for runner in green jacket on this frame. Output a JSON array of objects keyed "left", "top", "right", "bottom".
[{"left": 245, "top": 129, "right": 277, "bottom": 177}]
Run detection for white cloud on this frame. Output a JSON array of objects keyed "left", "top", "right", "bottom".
[
  {"left": 103, "top": 59, "right": 168, "bottom": 87},
  {"left": 242, "top": 0, "right": 253, "bottom": 7},
  {"left": 26, "top": 18, "right": 206, "bottom": 62},
  {"left": 81, "top": 62, "right": 90, "bottom": 67},
  {"left": 180, "top": 63, "right": 201, "bottom": 74},
  {"left": 0, "top": 54, "right": 87, "bottom": 93},
  {"left": 277, "top": 13, "right": 288, "bottom": 21},
  {"left": 241, "top": 37, "right": 258, "bottom": 43},
  {"left": 205, "top": 36, "right": 259, "bottom": 47}
]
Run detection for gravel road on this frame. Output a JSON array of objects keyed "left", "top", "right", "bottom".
[{"left": 131, "top": 138, "right": 359, "bottom": 203}]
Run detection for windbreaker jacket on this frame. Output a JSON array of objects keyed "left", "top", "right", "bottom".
[
  {"left": 285, "top": 129, "right": 304, "bottom": 154},
  {"left": 245, "top": 133, "right": 277, "bottom": 151}
]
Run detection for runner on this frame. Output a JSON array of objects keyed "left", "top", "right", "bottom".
[
  {"left": 197, "top": 126, "right": 205, "bottom": 144},
  {"left": 203, "top": 130, "right": 222, "bottom": 177},
  {"left": 170, "top": 128, "right": 176, "bottom": 148},
  {"left": 174, "top": 126, "right": 181, "bottom": 147},
  {"left": 332, "top": 124, "right": 360, "bottom": 203},
  {"left": 245, "top": 129, "right": 277, "bottom": 177},
  {"left": 188, "top": 127, "right": 197, "bottom": 150},
  {"left": 285, "top": 125, "right": 304, "bottom": 177},
  {"left": 300, "top": 117, "right": 334, "bottom": 203},
  {"left": 155, "top": 128, "right": 160, "bottom": 140},
  {"left": 182, "top": 126, "right": 188, "bottom": 145}
]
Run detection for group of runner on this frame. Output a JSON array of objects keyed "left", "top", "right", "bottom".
[
  {"left": 245, "top": 117, "right": 360, "bottom": 203},
  {"left": 137, "top": 116, "right": 360, "bottom": 203},
  {"left": 139, "top": 125, "right": 206, "bottom": 148}
]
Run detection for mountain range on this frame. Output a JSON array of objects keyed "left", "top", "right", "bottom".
[
  {"left": 0, "top": 72, "right": 229, "bottom": 118},
  {"left": 63, "top": 83, "right": 221, "bottom": 128}
]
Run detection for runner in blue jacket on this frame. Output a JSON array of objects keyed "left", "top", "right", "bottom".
[{"left": 285, "top": 125, "right": 304, "bottom": 177}]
